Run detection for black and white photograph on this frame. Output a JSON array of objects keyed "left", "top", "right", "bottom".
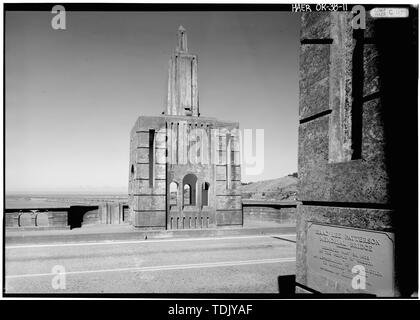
[{"left": 1, "top": 1, "right": 419, "bottom": 305}]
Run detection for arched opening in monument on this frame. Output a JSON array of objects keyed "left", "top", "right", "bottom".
[
  {"left": 169, "top": 181, "right": 178, "bottom": 206},
  {"left": 182, "top": 173, "right": 197, "bottom": 206},
  {"left": 130, "top": 164, "right": 134, "bottom": 179},
  {"left": 202, "top": 182, "right": 210, "bottom": 206},
  {"left": 183, "top": 184, "right": 191, "bottom": 205},
  {"left": 129, "top": 165, "right": 135, "bottom": 191}
]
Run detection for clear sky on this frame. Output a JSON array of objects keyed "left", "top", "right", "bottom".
[{"left": 5, "top": 10, "right": 300, "bottom": 194}]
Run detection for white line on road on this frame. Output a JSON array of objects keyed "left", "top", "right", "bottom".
[
  {"left": 6, "top": 234, "right": 296, "bottom": 250},
  {"left": 6, "top": 257, "right": 296, "bottom": 279}
]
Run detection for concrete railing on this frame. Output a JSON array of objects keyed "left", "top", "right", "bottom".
[
  {"left": 242, "top": 199, "right": 298, "bottom": 225},
  {"left": 5, "top": 203, "right": 130, "bottom": 230},
  {"left": 6, "top": 199, "right": 296, "bottom": 230}
]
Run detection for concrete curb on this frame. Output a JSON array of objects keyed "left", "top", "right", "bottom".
[{"left": 5, "top": 225, "right": 296, "bottom": 246}]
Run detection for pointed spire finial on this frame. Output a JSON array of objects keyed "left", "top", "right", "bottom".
[
  {"left": 177, "top": 25, "right": 188, "bottom": 52},
  {"left": 167, "top": 26, "right": 199, "bottom": 116}
]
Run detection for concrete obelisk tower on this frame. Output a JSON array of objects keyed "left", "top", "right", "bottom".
[{"left": 128, "top": 26, "right": 242, "bottom": 230}]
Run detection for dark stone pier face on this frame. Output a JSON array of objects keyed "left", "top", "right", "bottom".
[
  {"left": 297, "top": 10, "right": 417, "bottom": 297},
  {"left": 128, "top": 27, "right": 242, "bottom": 230}
]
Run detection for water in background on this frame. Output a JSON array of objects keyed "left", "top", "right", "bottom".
[{"left": 5, "top": 193, "right": 128, "bottom": 209}]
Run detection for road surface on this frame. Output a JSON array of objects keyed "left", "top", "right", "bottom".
[{"left": 5, "top": 233, "right": 296, "bottom": 294}]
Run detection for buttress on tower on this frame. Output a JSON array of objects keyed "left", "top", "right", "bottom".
[{"left": 128, "top": 26, "right": 242, "bottom": 229}]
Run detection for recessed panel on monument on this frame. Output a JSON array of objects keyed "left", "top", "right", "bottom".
[{"left": 306, "top": 223, "right": 395, "bottom": 296}]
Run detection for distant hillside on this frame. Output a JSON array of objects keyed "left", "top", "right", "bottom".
[{"left": 240, "top": 175, "right": 298, "bottom": 201}]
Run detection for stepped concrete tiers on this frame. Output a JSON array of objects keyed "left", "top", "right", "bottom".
[
  {"left": 128, "top": 26, "right": 242, "bottom": 230},
  {"left": 296, "top": 11, "right": 417, "bottom": 296}
]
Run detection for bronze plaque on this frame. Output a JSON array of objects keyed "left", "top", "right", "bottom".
[{"left": 306, "top": 223, "right": 395, "bottom": 296}]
